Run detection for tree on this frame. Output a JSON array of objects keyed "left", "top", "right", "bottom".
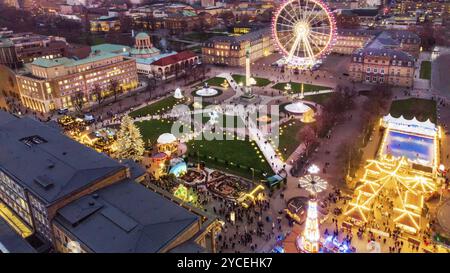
[
  {"left": 315, "top": 110, "right": 335, "bottom": 138},
  {"left": 71, "top": 91, "right": 85, "bottom": 113},
  {"left": 298, "top": 125, "right": 318, "bottom": 156},
  {"left": 146, "top": 77, "right": 157, "bottom": 99},
  {"left": 109, "top": 79, "right": 120, "bottom": 102},
  {"left": 92, "top": 84, "right": 105, "bottom": 106},
  {"left": 114, "top": 115, "right": 145, "bottom": 161}
]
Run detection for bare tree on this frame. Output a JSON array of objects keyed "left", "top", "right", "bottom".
[
  {"left": 298, "top": 125, "right": 318, "bottom": 157},
  {"left": 93, "top": 84, "right": 105, "bottom": 106},
  {"left": 109, "top": 79, "right": 120, "bottom": 102},
  {"left": 146, "top": 77, "right": 157, "bottom": 99},
  {"left": 71, "top": 91, "right": 85, "bottom": 113}
]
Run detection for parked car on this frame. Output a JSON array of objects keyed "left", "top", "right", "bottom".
[
  {"left": 57, "top": 108, "right": 68, "bottom": 115},
  {"left": 84, "top": 114, "right": 95, "bottom": 124}
]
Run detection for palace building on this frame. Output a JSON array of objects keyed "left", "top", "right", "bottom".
[
  {"left": 201, "top": 28, "right": 274, "bottom": 66},
  {"left": 349, "top": 48, "right": 415, "bottom": 87},
  {"left": 333, "top": 29, "right": 378, "bottom": 55},
  {"left": 334, "top": 29, "right": 421, "bottom": 57}
]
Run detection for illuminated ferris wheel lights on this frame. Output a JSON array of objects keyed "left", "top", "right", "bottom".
[{"left": 273, "top": 0, "right": 336, "bottom": 68}]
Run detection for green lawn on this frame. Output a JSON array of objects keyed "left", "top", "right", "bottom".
[
  {"left": 420, "top": 61, "right": 432, "bottom": 80},
  {"left": 192, "top": 112, "right": 245, "bottom": 128},
  {"left": 187, "top": 133, "right": 273, "bottom": 180},
  {"left": 135, "top": 119, "right": 185, "bottom": 146},
  {"left": 304, "top": 92, "right": 333, "bottom": 105},
  {"left": 129, "top": 97, "right": 186, "bottom": 118},
  {"left": 232, "top": 74, "right": 271, "bottom": 87},
  {"left": 389, "top": 98, "right": 437, "bottom": 123},
  {"left": 272, "top": 82, "right": 330, "bottom": 93},
  {"left": 277, "top": 120, "right": 304, "bottom": 159},
  {"left": 203, "top": 77, "right": 227, "bottom": 87}
]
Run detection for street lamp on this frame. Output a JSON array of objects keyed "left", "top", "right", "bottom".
[{"left": 250, "top": 167, "right": 255, "bottom": 183}]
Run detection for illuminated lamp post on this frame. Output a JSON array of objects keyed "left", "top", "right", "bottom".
[{"left": 297, "top": 164, "right": 328, "bottom": 253}]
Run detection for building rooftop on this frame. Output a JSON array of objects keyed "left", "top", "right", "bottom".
[
  {"left": 134, "top": 52, "right": 177, "bottom": 65},
  {"left": 135, "top": 32, "right": 150, "bottom": 39},
  {"left": 151, "top": 51, "right": 197, "bottom": 67},
  {"left": 69, "top": 52, "right": 122, "bottom": 67},
  {"left": 130, "top": 47, "right": 161, "bottom": 56},
  {"left": 206, "top": 27, "right": 271, "bottom": 46},
  {"left": 0, "top": 217, "right": 36, "bottom": 253},
  {"left": 0, "top": 111, "right": 125, "bottom": 205},
  {"left": 354, "top": 47, "right": 415, "bottom": 64},
  {"left": 0, "top": 38, "right": 14, "bottom": 48},
  {"left": 91, "top": 44, "right": 131, "bottom": 55},
  {"left": 54, "top": 180, "right": 200, "bottom": 253},
  {"left": 31, "top": 52, "right": 123, "bottom": 69},
  {"left": 97, "top": 15, "right": 119, "bottom": 21},
  {"left": 366, "top": 30, "right": 420, "bottom": 50},
  {"left": 31, "top": 57, "right": 74, "bottom": 68}
]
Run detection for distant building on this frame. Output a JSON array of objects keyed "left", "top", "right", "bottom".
[
  {"left": 14, "top": 52, "right": 138, "bottom": 113},
  {"left": 336, "top": 8, "right": 380, "bottom": 26},
  {"left": 334, "top": 29, "right": 421, "bottom": 57},
  {"left": 90, "top": 15, "right": 121, "bottom": 32},
  {"left": 392, "top": 0, "right": 450, "bottom": 17},
  {"left": 130, "top": 32, "right": 161, "bottom": 59},
  {"left": 201, "top": 0, "right": 215, "bottom": 8},
  {"left": 0, "top": 64, "right": 20, "bottom": 113},
  {"left": 91, "top": 33, "right": 199, "bottom": 79},
  {"left": 0, "top": 111, "right": 220, "bottom": 253},
  {"left": 349, "top": 48, "right": 415, "bottom": 87},
  {"left": 0, "top": 32, "right": 69, "bottom": 69},
  {"left": 202, "top": 28, "right": 274, "bottom": 66},
  {"left": 149, "top": 51, "right": 199, "bottom": 80},
  {"left": 334, "top": 29, "right": 378, "bottom": 55}
]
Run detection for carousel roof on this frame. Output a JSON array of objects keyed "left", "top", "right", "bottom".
[{"left": 157, "top": 133, "right": 177, "bottom": 144}]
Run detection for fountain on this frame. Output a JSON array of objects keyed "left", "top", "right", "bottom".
[
  {"left": 284, "top": 82, "right": 315, "bottom": 123},
  {"left": 195, "top": 82, "right": 219, "bottom": 97},
  {"left": 174, "top": 87, "right": 184, "bottom": 99}
]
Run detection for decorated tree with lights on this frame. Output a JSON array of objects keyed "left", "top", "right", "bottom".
[{"left": 114, "top": 115, "right": 145, "bottom": 161}]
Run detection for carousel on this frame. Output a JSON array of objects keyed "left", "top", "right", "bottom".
[{"left": 156, "top": 133, "right": 179, "bottom": 156}]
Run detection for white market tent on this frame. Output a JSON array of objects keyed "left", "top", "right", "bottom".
[
  {"left": 381, "top": 114, "right": 437, "bottom": 137},
  {"left": 157, "top": 133, "right": 177, "bottom": 144}
]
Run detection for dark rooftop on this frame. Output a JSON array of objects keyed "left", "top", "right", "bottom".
[
  {"left": 0, "top": 111, "right": 125, "bottom": 205},
  {"left": 55, "top": 180, "right": 200, "bottom": 253},
  {"left": 0, "top": 217, "right": 36, "bottom": 253},
  {"left": 353, "top": 47, "right": 415, "bottom": 64},
  {"left": 121, "top": 159, "right": 146, "bottom": 181}
]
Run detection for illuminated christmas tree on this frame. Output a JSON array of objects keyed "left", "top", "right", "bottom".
[
  {"left": 114, "top": 115, "right": 145, "bottom": 161},
  {"left": 298, "top": 165, "right": 328, "bottom": 253}
]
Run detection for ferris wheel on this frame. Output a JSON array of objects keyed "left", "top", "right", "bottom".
[{"left": 272, "top": 0, "right": 336, "bottom": 68}]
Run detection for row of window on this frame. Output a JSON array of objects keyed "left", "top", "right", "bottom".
[
  {"left": 0, "top": 171, "right": 25, "bottom": 198},
  {"left": 0, "top": 192, "right": 32, "bottom": 224}
]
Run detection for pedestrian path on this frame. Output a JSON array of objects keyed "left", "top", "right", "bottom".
[{"left": 216, "top": 72, "right": 245, "bottom": 103}]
